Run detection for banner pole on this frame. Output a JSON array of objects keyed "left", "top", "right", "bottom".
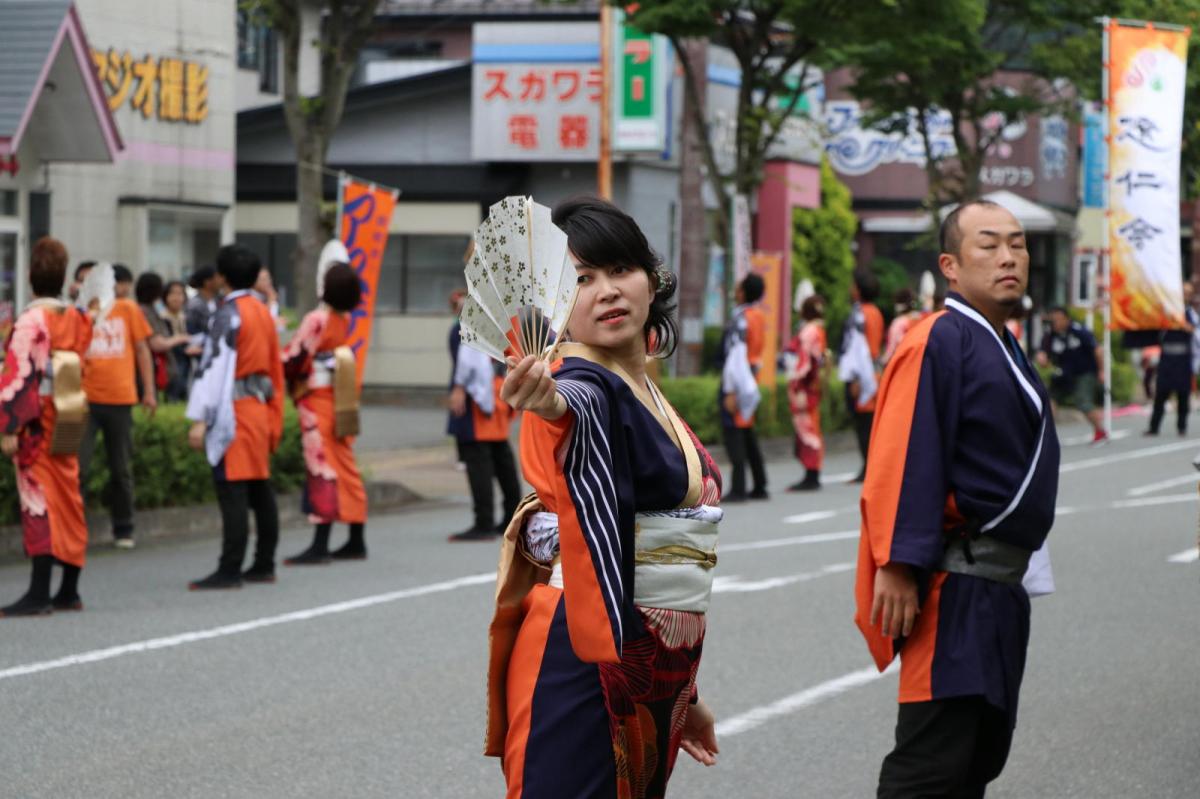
[{"left": 1101, "top": 17, "right": 1113, "bottom": 436}]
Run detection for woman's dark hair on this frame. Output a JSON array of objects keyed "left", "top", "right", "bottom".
[
  {"left": 164, "top": 280, "right": 187, "bottom": 305},
  {"left": 800, "top": 295, "right": 825, "bottom": 321},
  {"left": 216, "top": 244, "right": 262, "bottom": 290},
  {"left": 135, "top": 271, "right": 164, "bottom": 305},
  {"left": 112, "top": 263, "right": 133, "bottom": 284},
  {"left": 322, "top": 263, "right": 362, "bottom": 312},
  {"left": 853, "top": 267, "right": 880, "bottom": 303},
  {"left": 30, "top": 237, "right": 68, "bottom": 297},
  {"left": 893, "top": 287, "right": 915, "bottom": 311},
  {"left": 551, "top": 195, "right": 677, "bottom": 358},
  {"left": 740, "top": 273, "right": 765, "bottom": 304},
  {"left": 74, "top": 260, "right": 96, "bottom": 282}
]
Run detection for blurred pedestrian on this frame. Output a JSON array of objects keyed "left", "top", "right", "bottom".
[
  {"left": 1145, "top": 282, "right": 1198, "bottom": 437},
  {"left": 842, "top": 268, "right": 884, "bottom": 482},
  {"left": 135, "top": 272, "right": 191, "bottom": 401},
  {"left": 787, "top": 294, "right": 827, "bottom": 491},
  {"left": 186, "top": 265, "right": 220, "bottom": 336},
  {"left": 719, "top": 273, "right": 768, "bottom": 502},
  {"left": 79, "top": 263, "right": 156, "bottom": 549},
  {"left": 446, "top": 288, "right": 468, "bottom": 470},
  {"left": 1036, "top": 307, "right": 1107, "bottom": 445},
  {"left": 255, "top": 266, "right": 287, "bottom": 334},
  {"left": 882, "top": 287, "right": 922, "bottom": 367},
  {"left": 186, "top": 245, "right": 284, "bottom": 589},
  {"left": 447, "top": 327, "right": 519, "bottom": 542},
  {"left": 68, "top": 260, "right": 95, "bottom": 304},
  {"left": 281, "top": 262, "right": 369, "bottom": 564},
  {"left": 162, "top": 280, "right": 197, "bottom": 401},
  {"left": 858, "top": 200, "right": 1059, "bottom": 797},
  {"left": 0, "top": 238, "right": 93, "bottom": 616}
]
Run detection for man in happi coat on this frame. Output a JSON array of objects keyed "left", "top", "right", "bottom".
[
  {"left": 186, "top": 244, "right": 285, "bottom": 589},
  {"left": 856, "top": 200, "right": 1060, "bottom": 797}
]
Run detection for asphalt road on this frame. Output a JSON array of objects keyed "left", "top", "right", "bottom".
[{"left": 1, "top": 414, "right": 1198, "bottom": 798}]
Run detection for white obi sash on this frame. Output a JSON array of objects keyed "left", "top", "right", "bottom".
[{"left": 534, "top": 507, "right": 721, "bottom": 613}]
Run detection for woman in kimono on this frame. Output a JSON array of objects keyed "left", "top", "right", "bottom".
[
  {"left": 786, "top": 294, "right": 827, "bottom": 491},
  {"left": 1, "top": 238, "right": 93, "bottom": 616},
  {"left": 281, "top": 263, "right": 368, "bottom": 564},
  {"left": 485, "top": 197, "right": 721, "bottom": 798}
]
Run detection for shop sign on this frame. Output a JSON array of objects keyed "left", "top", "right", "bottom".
[{"left": 91, "top": 48, "right": 209, "bottom": 124}]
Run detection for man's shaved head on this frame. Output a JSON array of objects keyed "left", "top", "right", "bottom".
[{"left": 940, "top": 199, "right": 1004, "bottom": 256}]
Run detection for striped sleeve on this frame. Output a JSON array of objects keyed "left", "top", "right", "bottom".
[{"left": 553, "top": 374, "right": 629, "bottom": 663}]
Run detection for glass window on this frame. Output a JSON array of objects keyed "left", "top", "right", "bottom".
[
  {"left": 0, "top": 231, "right": 16, "bottom": 343},
  {"left": 375, "top": 235, "right": 404, "bottom": 313},
  {"left": 0, "top": 190, "right": 16, "bottom": 217},
  {"left": 403, "top": 235, "right": 471, "bottom": 313}
]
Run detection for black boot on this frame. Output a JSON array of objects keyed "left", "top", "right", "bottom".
[
  {"left": 2, "top": 555, "right": 53, "bottom": 617},
  {"left": 242, "top": 563, "right": 277, "bottom": 583},
  {"left": 787, "top": 469, "right": 821, "bottom": 492},
  {"left": 284, "top": 523, "right": 332, "bottom": 566},
  {"left": 331, "top": 523, "right": 367, "bottom": 560},
  {"left": 188, "top": 569, "right": 243, "bottom": 591},
  {"left": 52, "top": 562, "right": 84, "bottom": 611}
]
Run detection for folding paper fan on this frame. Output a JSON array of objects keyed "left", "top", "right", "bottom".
[
  {"left": 77, "top": 262, "right": 115, "bottom": 324},
  {"left": 459, "top": 196, "right": 577, "bottom": 364}
]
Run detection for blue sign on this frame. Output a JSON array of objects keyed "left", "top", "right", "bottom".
[{"left": 1083, "top": 106, "right": 1106, "bottom": 208}]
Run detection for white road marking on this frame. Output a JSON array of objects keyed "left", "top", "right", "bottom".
[
  {"left": 780, "top": 510, "right": 840, "bottom": 525},
  {"left": 1127, "top": 474, "right": 1198, "bottom": 497},
  {"left": 712, "top": 562, "right": 854, "bottom": 593},
  {"left": 1167, "top": 547, "right": 1199, "bottom": 563},
  {"left": 723, "top": 530, "right": 859, "bottom": 553},
  {"left": 1060, "top": 440, "right": 1197, "bottom": 473},
  {"left": 823, "top": 471, "right": 859, "bottom": 483},
  {"left": 1110, "top": 493, "right": 1196, "bottom": 509},
  {"left": 0, "top": 572, "right": 497, "bottom": 682},
  {"left": 716, "top": 663, "right": 898, "bottom": 737}
]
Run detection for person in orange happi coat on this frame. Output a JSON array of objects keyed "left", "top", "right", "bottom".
[
  {"left": 186, "top": 245, "right": 285, "bottom": 590},
  {"left": 1, "top": 238, "right": 94, "bottom": 616}
]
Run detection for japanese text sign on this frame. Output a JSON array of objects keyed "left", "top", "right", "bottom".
[
  {"left": 612, "top": 12, "right": 671, "bottom": 152},
  {"left": 339, "top": 177, "right": 397, "bottom": 385},
  {"left": 472, "top": 63, "right": 601, "bottom": 161},
  {"left": 1107, "top": 22, "right": 1190, "bottom": 330},
  {"left": 91, "top": 48, "right": 208, "bottom": 124}
]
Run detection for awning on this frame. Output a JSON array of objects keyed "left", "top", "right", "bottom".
[
  {"left": 0, "top": 0, "right": 122, "bottom": 162},
  {"left": 860, "top": 190, "right": 1076, "bottom": 235}
]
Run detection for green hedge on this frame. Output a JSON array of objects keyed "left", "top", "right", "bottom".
[
  {"left": 659, "top": 372, "right": 852, "bottom": 446},
  {"left": 0, "top": 403, "right": 305, "bottom": 526}
]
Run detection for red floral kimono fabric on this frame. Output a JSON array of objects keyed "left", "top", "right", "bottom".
[
  {"left": 282, "top": 308, "right": 366, "bottom": 523},
  {"left": 502, "top": 355, "right": 722, "bottom": 799},
  {"left": 0, "top": 303, "right": 92, "bottom": 566}
]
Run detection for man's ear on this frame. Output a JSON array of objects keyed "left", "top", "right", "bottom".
[{"left": 937, "top": 252, "right": 957, "bottom": 284}]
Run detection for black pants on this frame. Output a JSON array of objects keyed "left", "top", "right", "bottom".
[
  {"left": 846, "top": 386, "right": 874, "bottom": 475},
  {"left": 78, "top": 403, "right": 135, "bottom": 538},
  {"left": 722, "top": 425, "right": 766, "bottom": 496},
  {"left": 878, "top": 697, "right": 1014, "bottom": 799},
  {"left": 215, "top": 479, "right": 279, "bottom": 576},
  {"left": 1149, "top": 386, "right": 1190, "bottom": 434},
  {"left": 461, "top": 440, "right": 521, "bottom": 531}
]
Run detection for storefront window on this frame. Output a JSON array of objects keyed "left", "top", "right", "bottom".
[
  {"left": 0, "top": 231, "right": 16, "bottom": 343},
  {"left": 371, "top": 234, "right": 471, "bottom": 314},
  {"left": 148, "top": 209, "right": 223, "bottom": 279}
]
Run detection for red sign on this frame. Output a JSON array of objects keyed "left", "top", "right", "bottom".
[{"left": 339, "top": 178, "right": 397, "bottom": 385}]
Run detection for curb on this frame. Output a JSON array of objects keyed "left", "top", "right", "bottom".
[{"left": 0, "top": 480, "right": 419, "bottom": 564}]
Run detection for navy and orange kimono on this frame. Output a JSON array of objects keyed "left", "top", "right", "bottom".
[
  {"left": 487, "top": 343, "right": 723, "bottom": 799},
  {"left": 0, "top": 301, "right": 92, "bottom": 567},
  {"left": 186, "top": 289, "right": 284, "bottom": 478},
  {"left": 855, "top": 292, "right": 1059, "bottom": 725},
  {"left": 282, "top": 307, "right": 367, "bottom": 524}
]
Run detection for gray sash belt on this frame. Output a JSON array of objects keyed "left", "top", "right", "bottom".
[
  {"left": 233, "top": 373, "right": 274, "bottom": 402},
  {"left": 939, "top": 536, "right": 1032, "bottom": 585}
]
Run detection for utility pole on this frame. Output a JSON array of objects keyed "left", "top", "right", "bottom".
[
  {"left": 598, "top": 3, "right": 613, "bottom": 199},
  {"left": 676, "top": 38, "right": 708, "bottom": 376}
]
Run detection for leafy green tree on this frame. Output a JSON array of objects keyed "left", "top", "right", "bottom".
[
  {"left": 792, "top": 157, "right": 857, "bottom": 344},
  {"left": 242, "top": 0, "right": 381, "bottom": 312},
  {"left": 827, "top": 0, "right": 1094, "bottom": 227},
  {"left": 623, "top": 1, "right": 858, "bottom": 246}
]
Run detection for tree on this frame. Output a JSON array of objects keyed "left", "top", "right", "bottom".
[
  {"left": 828, "top": 0, "right": 1094, "bottom": 228},
  {"left": 242, "top": 0, "right": 381, "bottom": 312},
  {"left": 792, "top": 156, "right": 857, "bottom": 345},
  {"left": 622, "top": 1, "right": 857, "bottom": 248}
]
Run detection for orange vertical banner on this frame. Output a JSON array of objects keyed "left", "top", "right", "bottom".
[
  {"left": 339, "top": 176, "right": 397, "bottom": 384},
  {"left": 751, "top": 251, "right": 783, "bottom": 389}
]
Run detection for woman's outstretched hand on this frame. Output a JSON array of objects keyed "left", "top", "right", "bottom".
[
  {"left": 501, "top": 354, "right": 567, "bottom": 421},
  {"left": 680, "top": 698, "right": 719, "bottom": 766}
]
